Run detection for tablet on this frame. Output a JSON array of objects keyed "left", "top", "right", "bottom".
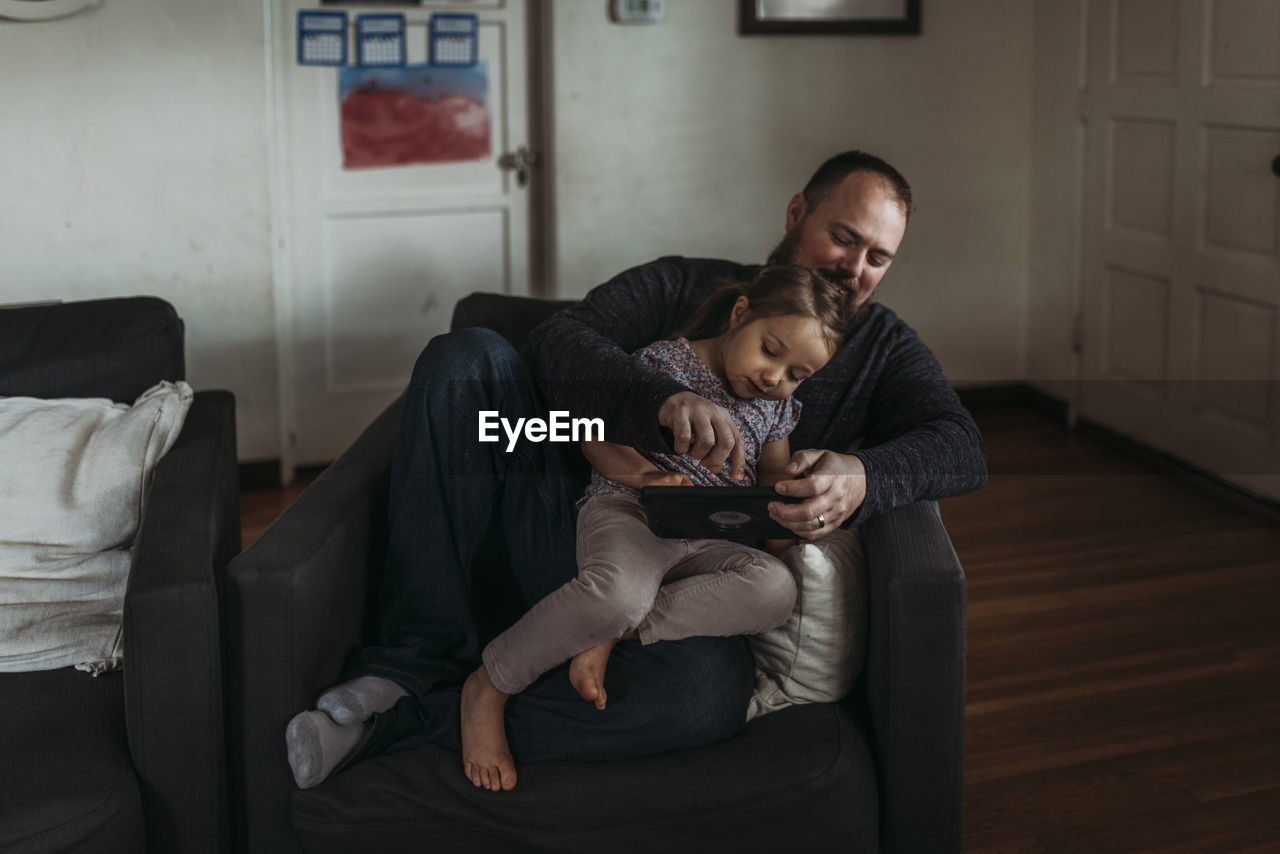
[{"left": 639, "top": 486, "right": 802, "bottom": 542}]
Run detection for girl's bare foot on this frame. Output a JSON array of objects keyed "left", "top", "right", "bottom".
[
  {"left": 569, "top": 631, "right": 635, "bottom": 710},
  {"left": 459, "top": 666, "right": 517, "bottom": 791}
]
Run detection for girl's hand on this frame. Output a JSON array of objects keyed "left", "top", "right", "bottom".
[
  {"left": 658, "top": 391, "right": 747, "bottom": 481},
  {"left": 766, "top": 449, "right": 867, "bottom": 539}
]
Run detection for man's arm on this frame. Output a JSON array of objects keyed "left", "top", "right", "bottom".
[
  {"left": 770, "top": 326, "right": 986, "bottom": 531},
  {"left": 526, "top": 258, "right": 688, "bottom": 453},
  {"left": 526, "top": 256, "right": 748, "bottom": 454},
  {"left": 847, "top": 326, "right": 987, "bottom": 524}
]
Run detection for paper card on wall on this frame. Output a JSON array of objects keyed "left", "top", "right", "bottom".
[
  {"left": 339, "top": 63, "right": 490, "bottom": 169},
  {"left": 429, "top": 13, "right": 479, "bottom": 66},
  {"left": 356, "top": 14, "right": 406, "bottom": 67},
  {"left": 298, "top": 11, "right": 348, "bottom": 66}
]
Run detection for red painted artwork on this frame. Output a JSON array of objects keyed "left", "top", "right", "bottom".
[{"left": 339, "top": 65, "right": 490, "bottom": 169}]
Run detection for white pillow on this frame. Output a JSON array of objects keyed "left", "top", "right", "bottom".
[
  {"left": 0, "top": 381, "right": 193, "bottom": 674},
  {"left": 746, "top": 525, "right": 867, "bottom": 721}
]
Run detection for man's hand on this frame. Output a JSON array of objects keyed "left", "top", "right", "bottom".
[
  {"left": 657, "top": 391, "right": 747, "bottom": 481},
  {"left": 767, "top": 450, "right": 867, "bottom": 539}
]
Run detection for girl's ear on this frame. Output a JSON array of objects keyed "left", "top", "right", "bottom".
[{"left": 728, "top": 295, "right": 750, "bottom": 330}]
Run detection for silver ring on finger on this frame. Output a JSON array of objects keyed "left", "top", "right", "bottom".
[{"left": 816, "top": 514, "right": 826, "bottom": 529}]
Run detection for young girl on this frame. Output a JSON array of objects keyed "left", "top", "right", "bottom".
[{"left": 460, "top": 265, "right": 857, "bottom": 791}]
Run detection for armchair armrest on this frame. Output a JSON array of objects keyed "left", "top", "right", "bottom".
[
  {"left": 226, "top": 397, "right": 402, "bottom": 854},
  {"left": 860, "top": 500, "right": 966, "bottom": 854},
  {"left": 124, "top": 389, "right": 239, "bottom": 854}
]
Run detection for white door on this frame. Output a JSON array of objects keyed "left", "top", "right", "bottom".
[
  {"left": 1079, "top": 0, "right": 1280, "bottom": 500},
  {"left": 269, "top": 0, "right": 536, "bottom": 467}
]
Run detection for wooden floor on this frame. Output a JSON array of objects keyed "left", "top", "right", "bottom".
[
  {"left": 239, "top": 468, "right": 321, "bottom": 547},
  {"left": 941, "top": 408, "right": 1280, "bottom": 853},
  {"left": 239, "top": 406, "right": 1280, "bottom": 852}
]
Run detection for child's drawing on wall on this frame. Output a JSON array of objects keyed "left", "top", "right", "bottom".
[{"left": 340, "top": 63, "right": 490, "bottom": 169}]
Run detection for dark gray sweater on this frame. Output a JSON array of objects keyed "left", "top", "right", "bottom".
[{"left": 527, "top": 256, "right": 987, "bottom": 525}]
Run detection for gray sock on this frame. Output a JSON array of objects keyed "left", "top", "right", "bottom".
[
  {"left": 285, "top": 710, "right": 366, "bottom": 789},
  {"left": 316, "top": 675, "right": 409, "bottom": 726}
]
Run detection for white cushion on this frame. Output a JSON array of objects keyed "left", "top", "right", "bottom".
[
  {"left": 746, "top": 525, "right": 867, "bottom": 721},
  {"left": 0, "top": 382, "right": 193, "bottom": 674}
]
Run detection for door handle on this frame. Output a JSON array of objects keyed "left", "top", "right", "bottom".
[{"left": 499, "top": 146, "right": 538, "bottom": 188}]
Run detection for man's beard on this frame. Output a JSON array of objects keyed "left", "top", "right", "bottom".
[{"left": 766, "top": 226, "right": 873, "bottom": 326}]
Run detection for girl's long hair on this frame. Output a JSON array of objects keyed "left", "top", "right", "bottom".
[{"left": 676, "top": 265, "right": 856, "bottom": 354}]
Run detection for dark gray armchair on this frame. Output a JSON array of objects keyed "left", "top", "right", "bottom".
[
  {"left": 0, "top": 297, "right": 240, "bottom": 854},
  {"left": 227, "top": 293, "right": 966, "bottom": 853}
]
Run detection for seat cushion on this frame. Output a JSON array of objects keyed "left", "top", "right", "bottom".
[
  {"left": 0, "top": 669, "right": 146, "bottom": 853},
  {"left": 293, "top": 702, "right": 878, "bottom": 854}
]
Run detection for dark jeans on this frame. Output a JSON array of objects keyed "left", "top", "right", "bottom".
[{"left": 341, "top": 328, "right": 754, "bottom": 766}]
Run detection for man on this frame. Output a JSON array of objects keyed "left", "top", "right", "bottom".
[{"left": 285, "top": 151, "right": 987, "bottom": 791}]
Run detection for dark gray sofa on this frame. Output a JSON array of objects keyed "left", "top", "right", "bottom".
[
  {"left": 227, "top": 292, "right": 966, "bottom": 853},
  {"left": 0, "top": 297, "right": 240, "bottom": 854}
]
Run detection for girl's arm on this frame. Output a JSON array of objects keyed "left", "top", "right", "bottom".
[
  {"left": 756, "top": 437, "right": 798, "bottom": 556},
  {"left": 757, "top": 437, "right": 794, "bottom": 488},
  {"left": 582, "top": 440, "right": 691, "bottom": 490}
]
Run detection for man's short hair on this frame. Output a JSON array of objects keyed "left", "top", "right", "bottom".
[{"left": 802, "top": 151, "right": 914, "bottom": 219}]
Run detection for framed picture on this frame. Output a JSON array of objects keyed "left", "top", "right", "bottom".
[{"left": 739, "top": 0, "right": 921, "bottom": 35}]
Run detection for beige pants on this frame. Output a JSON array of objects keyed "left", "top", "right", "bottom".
[{"left": 482, "top": 492, "right": 796, "bottom": 695}]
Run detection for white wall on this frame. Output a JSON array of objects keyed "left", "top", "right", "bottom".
[
  {"left": 0, "top": 0, "right": 278, "bottom": 460},
  {"left": 0, "top": 0, "right": 1046, "bottom": 465},
  {"left": 546, "top": 0, "right": 1035, "bottom": 383}
]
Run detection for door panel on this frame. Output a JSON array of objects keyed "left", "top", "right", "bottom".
[
  {"left": 1206, "top": 0, "right": 1280, "bottom": 85},
  {"left": 1113, "top": 0, "right": 1178, "bottom": 84},
  {"left": 1202, "top": 125, "right": 1279, "bottom": 256},
  {"left": 1109, "top": 119, "right": 1176, "bottom": 237}
]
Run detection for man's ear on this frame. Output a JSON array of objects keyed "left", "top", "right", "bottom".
[{"left": 784, "top": 193, "right": 807, "bottom": 231}]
